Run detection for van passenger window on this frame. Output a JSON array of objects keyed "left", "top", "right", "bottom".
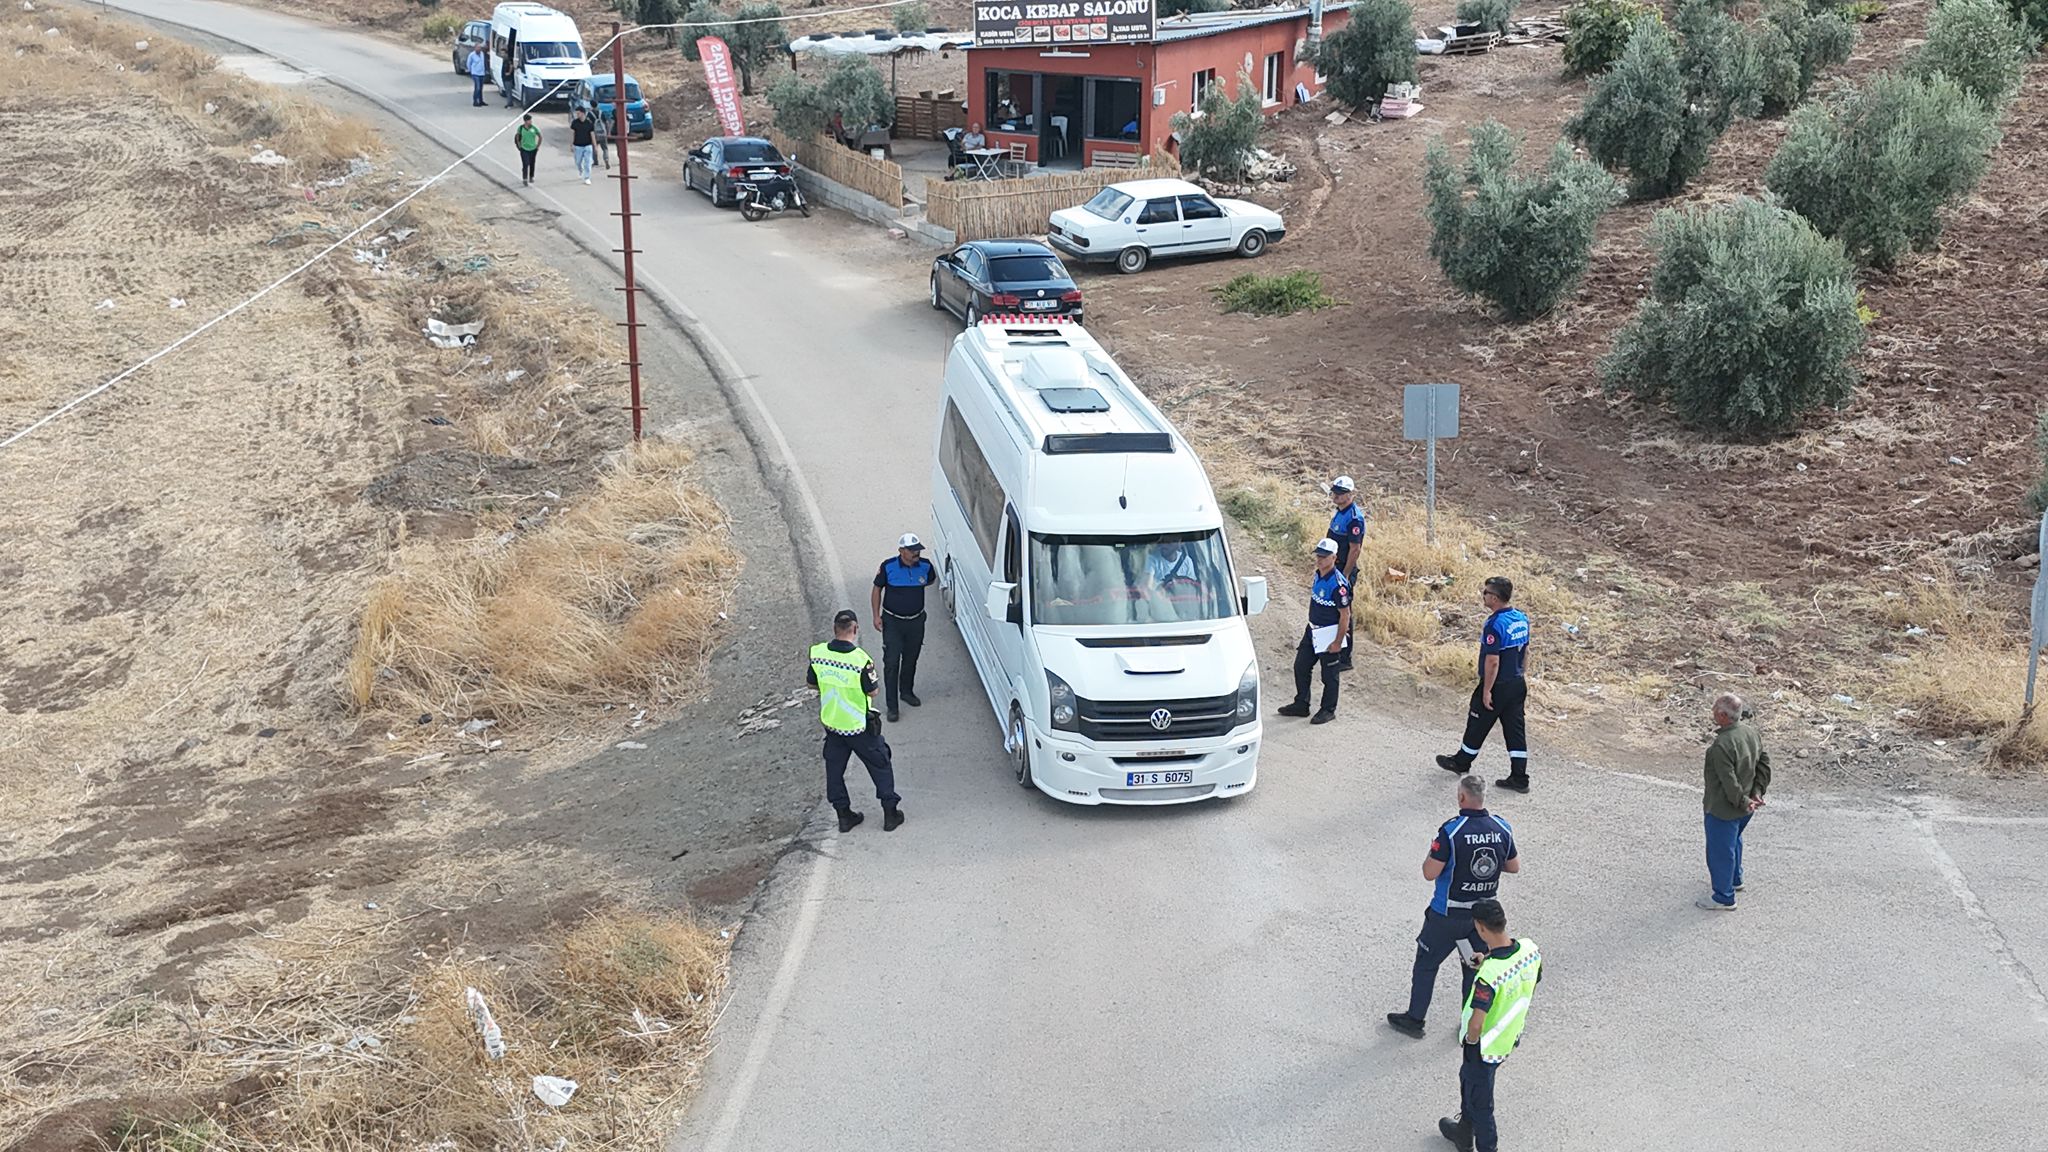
[
  {"left": 1002, "top": 511, "right": 1022, "bottom": 589},
  {"left": 939, "top": 400, "right": 1006, "bottom": 566}
]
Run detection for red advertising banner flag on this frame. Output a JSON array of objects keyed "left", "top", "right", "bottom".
[{"left": 696, "top": 37, "right": 746, "bottom": 137}]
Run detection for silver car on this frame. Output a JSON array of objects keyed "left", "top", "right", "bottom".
[{"left": 450, "top": 19, "right": 491, "bottom": 74}]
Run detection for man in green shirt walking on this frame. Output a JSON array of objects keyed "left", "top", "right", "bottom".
[
  {"left": 1699, "top": 691, "right": 1771, "bottom": 910},
  {"left": 515, "top": 114, "right": 541, "bottom": 186},
  {"left": 1438, "top": 898, "right": 1540, "bottom": 1152}
]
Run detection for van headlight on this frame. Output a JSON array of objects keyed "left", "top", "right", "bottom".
[
  {"left": 1234, "top": 662, "right": 1258, "bottom": 725},
  {"left": 1046, "top": 670, "right": 1079, "bottom": 732}
]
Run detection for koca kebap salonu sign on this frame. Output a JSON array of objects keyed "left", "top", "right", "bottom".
[{"left": 973, "top": 0, "right": 1156, "bottom": 46}]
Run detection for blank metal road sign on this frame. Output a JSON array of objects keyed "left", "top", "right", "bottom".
[{"left": 1403, "top": 382, "right": 1460, "bottom": 441}]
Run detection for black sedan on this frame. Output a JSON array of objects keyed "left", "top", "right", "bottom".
[
  {"left": 683, "top": 137, "right": 790, "bottom": 208},
  {"left": 929, "top": 240, "right": 1084, "bottom": 327}
]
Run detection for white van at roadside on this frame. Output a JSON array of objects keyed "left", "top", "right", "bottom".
[
  {"left": 489, "top": 3, "right": 592, "bottom": 109},
  {"left": 930, "top": 316, "right": 1269, "bottom": 806}
]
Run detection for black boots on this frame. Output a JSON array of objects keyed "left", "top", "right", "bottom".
[
  {"left": 1436, "top": 753, "right": 1470, "bottom": 774},
  {"left": 1277, "top": 702, "right": 1311, "bottom": 718},
  {"left": 1437, "top": 1115, "right": 1473, "bottom": 1151},
  {"left": 1386, "top": 1012, "right": 1425, "bottom": 1038},
  {"left": 1495, "top": 772, "right": 1530, "bottom": 793},
  {"left": 839, "top": 808, "right": 905, "bottom": 832}
]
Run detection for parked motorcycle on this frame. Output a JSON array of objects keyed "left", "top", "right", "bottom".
[{"left": 737, "top": 169, "right": 809, "bottom": 222}]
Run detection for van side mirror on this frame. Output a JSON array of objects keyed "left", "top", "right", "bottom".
[
  {"left": 1241, "top": 575, "right": 1268, "bottom": 617},
  {"left": 986, "top": 581, "right": 1019, "bottom": 624}
]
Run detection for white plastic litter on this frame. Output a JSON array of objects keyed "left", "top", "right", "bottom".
[
  {"left": 248, "top": 148, "right": 291, "bottom": 167},
  {"left": 425, "top": 318, "right": 484, "bottom": 348},
  {"left": 532, "top": 1075, "right": 579, "bottom": 1108},
  {"left": 615, "top": 740, "right": 649, "bottom": 750},
  {"left": 134, "top": 39, "right": 148, "bottom": 50},
  {"left": 95, "top": 299, "right": 115, "bottom": 311},
  {"left": 465, "top": 987, "right": 506, "bottom": 1060},
  {"left": 168, "top": 297, "right": 186, "bottom": 309}
]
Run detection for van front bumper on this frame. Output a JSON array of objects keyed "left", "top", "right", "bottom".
[{"left": 1026, "top": 723, "right": 1260, "bottom": 805}]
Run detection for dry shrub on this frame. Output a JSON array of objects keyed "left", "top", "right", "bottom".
[
  {"left": 141, "top": 909, "right": 733, "bottom": 1152},
  {"left": 350, "top": 440, "right": 739, "bottom": 722}
]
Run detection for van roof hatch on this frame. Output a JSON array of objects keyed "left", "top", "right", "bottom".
[{"left": 1039, "top": 387, "right": 1109, "bottom": 414}]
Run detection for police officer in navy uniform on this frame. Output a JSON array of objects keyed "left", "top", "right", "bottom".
[
  {"left": 1326, "top": 476, "right": 1367, "bottom": 672},
  {"left": 1436, "top": 576, "right": 1533, "bottom": 793},
  {"left": 1387, "top": 774, "right": 1519, "bottom": 1038},
  {"left": 1277, "top": 538, "right": 1351, "bottom": 724},
  {"left": 870, "top": 532, "right": 937, "bottom": 723}
]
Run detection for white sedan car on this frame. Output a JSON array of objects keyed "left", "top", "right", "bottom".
[{"left": 1046, "top": 177, "right": 1285, "bottom": 275}]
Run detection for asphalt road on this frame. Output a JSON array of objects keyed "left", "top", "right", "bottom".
[{"left": 101, "top": 3, "right": 2048, "bottom": 1147}]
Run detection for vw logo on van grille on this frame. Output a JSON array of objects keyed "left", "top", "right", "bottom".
[{"left": 1149, "top": 709, "right": 1173, "bottom": 730}]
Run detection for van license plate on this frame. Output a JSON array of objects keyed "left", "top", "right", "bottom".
[{"left": 1125, "top": 769, "right": 1194, "bottom": 787}]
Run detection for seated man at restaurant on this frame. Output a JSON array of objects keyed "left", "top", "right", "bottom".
[{"left": 953, "top": 122, "right": 988, "bottom": 179}]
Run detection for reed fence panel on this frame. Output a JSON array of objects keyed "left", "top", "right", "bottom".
[
  {"left": 770, "top": 130, "right": 905, "bottom": 208},
  {"left": 925, "top": 164, "right": 1168, "bottom": 240}
]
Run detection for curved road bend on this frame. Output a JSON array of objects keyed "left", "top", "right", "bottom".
[{"left": 107, "top": 3, "right": 2048, "bottom": 1147}]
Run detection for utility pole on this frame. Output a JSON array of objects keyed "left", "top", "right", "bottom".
[{"left": 610, "top": 21, "right": 646, "bottom": 440}]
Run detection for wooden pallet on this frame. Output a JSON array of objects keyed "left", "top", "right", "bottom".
[{"left": 1439, "top": 29, "right": 1502, "bottom": 53}]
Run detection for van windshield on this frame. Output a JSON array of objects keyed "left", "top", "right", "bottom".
[
  {"left": 520, "top": 41, "right": 584, "bottom": 62},
  {"left": 1031, "top": 531, "right": 1237, "bottom": 626}
]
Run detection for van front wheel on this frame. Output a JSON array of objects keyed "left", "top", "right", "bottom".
[{"left": 1007, "top": 704, "right": 1033, "bottom": 789}]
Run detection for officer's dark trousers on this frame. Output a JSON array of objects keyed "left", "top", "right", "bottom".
[
  {"left": 1458, "top": 679, "right": 1528, "bottom": 774},
  {"left": 823, "top": 727, "right": 899, "bottom": 812},
  {"left": 1291, "top": 626, "right": 1340, "bottom": 713},
  {"left": 881, "top": 612, "right": 926, "bottom": 711},
  {"left": 1341, "top": 568, "right": 1358, "bottom": 665},
  {"left": 1458, "top": 1045, "right": 1501, "bottom": 1152},
  {"left": 1408, "top": 908, "right": 1483, "bottom": 1021}
]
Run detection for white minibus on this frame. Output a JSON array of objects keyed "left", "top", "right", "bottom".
[
  {"left": 929, "top": 317, "right": 1269, "bottom": 805},
  {"left": 489, "top": 3, "right": 592, "bottom": 109}
]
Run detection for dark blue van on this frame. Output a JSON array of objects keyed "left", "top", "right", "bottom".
[{"left": 570, "top": 75, "right": 652, "bottom": 140}]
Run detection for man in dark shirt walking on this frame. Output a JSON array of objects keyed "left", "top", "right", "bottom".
[
  {"left": 570, "top": 106, "right": 597, "bottom": 184},
  {"left": 1436, "top": 576, "right": 1532, "bottom": 792},
  {"left": 1388, "top": 774, "right": 1520, "bottom": 1038},
  {"left": 870, "top": 533, "right": 937, "bottom": 723}
]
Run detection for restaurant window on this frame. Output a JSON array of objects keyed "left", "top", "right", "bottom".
[
  {"left": 1191, "top": 68, "right": 1218, "bottom": 109},
  {"left": 986, "top": 70, "right": 1038, "bottom": 132},
  {"left": 1263, "top": 52, "right": 1284, "bottom": 105},
  {"left": 1087, "top": 78, "right": 1141, "bottom": 140}
]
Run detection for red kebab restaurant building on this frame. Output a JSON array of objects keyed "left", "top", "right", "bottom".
[{"left": 965, "top": 0, "right": 1352, "bottom": 168}]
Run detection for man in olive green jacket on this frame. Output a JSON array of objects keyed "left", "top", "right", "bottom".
[{"left": 1699, "top": 692, "right": 1771, "bottom": 910}]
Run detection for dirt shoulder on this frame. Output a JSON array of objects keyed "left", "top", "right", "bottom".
[{"left": 2, "top": 7, "right": 816, "bottom": 1148}]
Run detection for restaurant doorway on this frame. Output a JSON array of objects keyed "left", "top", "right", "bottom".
[{"left": 1041, "top": 75, "right": 1083, "bottom": 168}]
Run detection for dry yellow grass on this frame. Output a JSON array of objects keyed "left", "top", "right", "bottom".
[
  {"left": 349, "top": 440, "right": 740, "bottom": 722},
  {"left": 92, "top": 908, "right": 731, "bottom": 1152},
  {"left": 1210, "top": 462, "right": 1604, "bottom": 689}
]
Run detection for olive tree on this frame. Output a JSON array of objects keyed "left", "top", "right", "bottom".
[
  {"left": 1764, "top": 71, "right": 2000, "bottom": 267},
  {"left": 1602, "top": 197, "right": 1865, "bottom": 438},
  {"left": 1171, "top": 72, "right": 1263, "bottom": 181},
  {"left": 1312, "top": 0, "right": 1419, "bottom": 110},
  {"left": 1423, "top": 119, "right": 1622, "bottom": 319}
]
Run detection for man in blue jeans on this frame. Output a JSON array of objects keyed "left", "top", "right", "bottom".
[
  {"left": 466, "top": 46, "right": 489, "bottom": 106},
  {"left": 1698, "top": 692, "right": 1771, "bottom": 910}
]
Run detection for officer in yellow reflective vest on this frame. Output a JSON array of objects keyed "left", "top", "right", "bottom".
[
  {"left": 806, "top": 610, "right": 904, "bottom": 832},
  {"left": 1439, "top": 898, "right": 1540, "bottom": 1152}
]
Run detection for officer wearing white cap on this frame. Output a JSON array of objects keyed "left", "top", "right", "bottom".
[
  {"left": 870, "top": 532, "right": 937, "bottom": 723},
  {"left": 1326, "top": 476, "right": 1367, "bottom": 671},
  {"left": 1278, "top": 537, "right": 1352, "bottom": 724}
]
